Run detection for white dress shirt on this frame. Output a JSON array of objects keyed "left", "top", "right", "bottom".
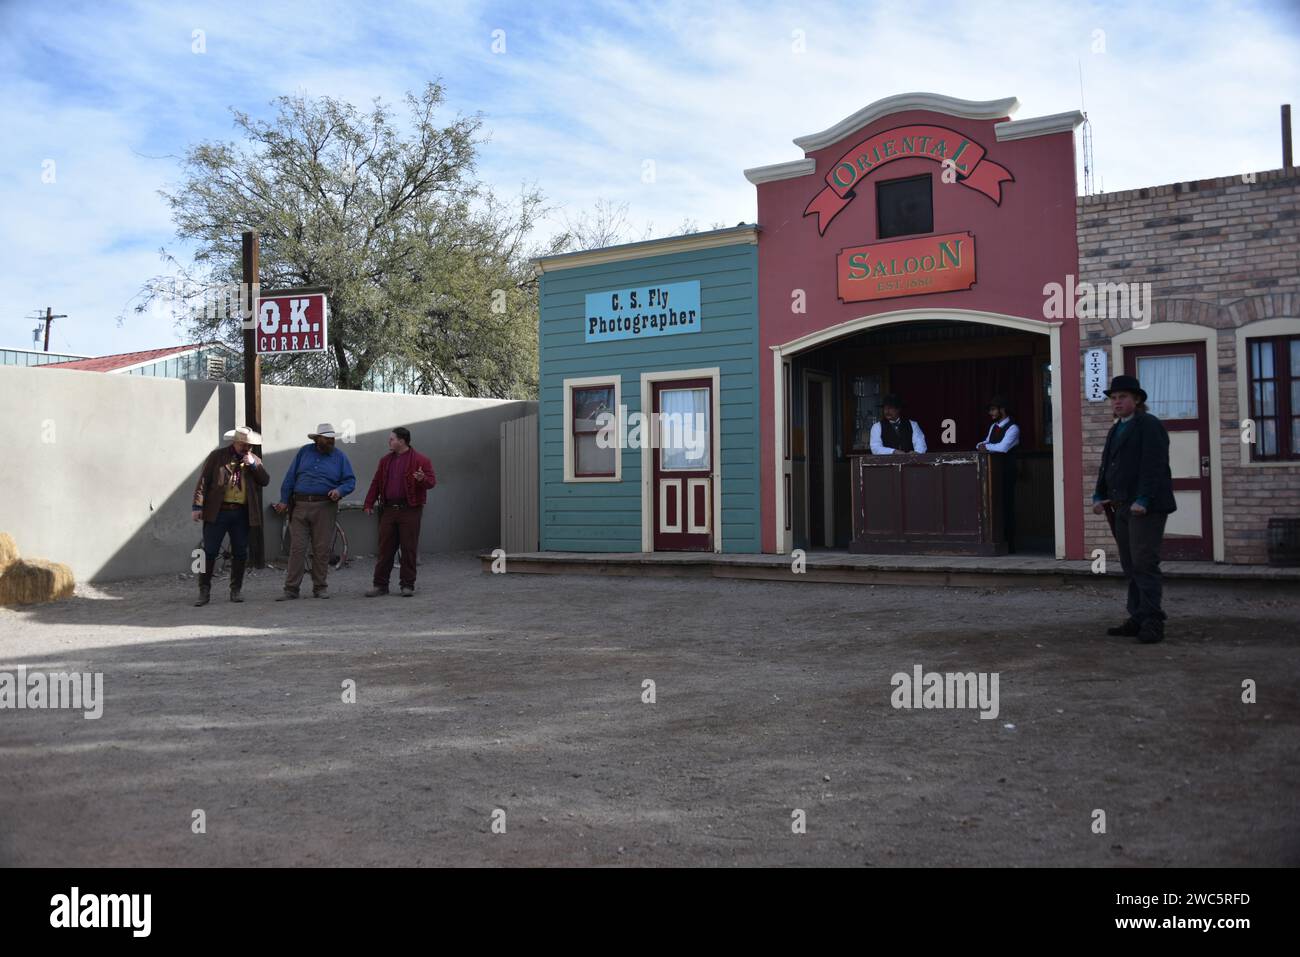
[
  {"left": 869, "top": 418, "right": 927, "bottom": 454},
  {"left": 980, "top": 417, "right": 1020, "bottom": 452}
]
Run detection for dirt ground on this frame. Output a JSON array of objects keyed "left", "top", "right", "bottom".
[{"left": 1, "top": 553, "right": 1297, "bottom": 867}]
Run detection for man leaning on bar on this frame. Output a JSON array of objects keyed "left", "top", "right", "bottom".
[{"left": 869, "top": 393, "right": 928, "bottom": 454}]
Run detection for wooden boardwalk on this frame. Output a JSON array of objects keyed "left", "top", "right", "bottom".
[{"left": 480, "top": 549, "right": 1300, "bottom": 589}]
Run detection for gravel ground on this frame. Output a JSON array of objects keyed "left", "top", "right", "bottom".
[{"left": 1, "top": 553, "right": 1297, "bottom": 867}]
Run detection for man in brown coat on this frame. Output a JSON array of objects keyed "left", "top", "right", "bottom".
[{"left": 191, "top": 426, "right": 270, "bottom": 605}]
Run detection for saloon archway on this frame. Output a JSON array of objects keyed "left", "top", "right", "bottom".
[{"left": 771, "top": 308, "right": 1066, "bottom": 558}]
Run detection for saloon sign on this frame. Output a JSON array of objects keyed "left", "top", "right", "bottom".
[
  {"left": 838, "top": 231, "right": 976, "bottom": 303},
  {"left": 255, "top": 290, "right": 328, "bottom": 354},
  {"left": 805, "top": 125, "right": 1013, "bottom": 235}
]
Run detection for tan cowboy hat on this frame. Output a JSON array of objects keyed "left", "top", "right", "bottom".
[
  {"left": 223, "top": 426, "right": 263, "bottom": 444},
  {"left": 308, "top": 423, "right": 338, "bottom": 440}
]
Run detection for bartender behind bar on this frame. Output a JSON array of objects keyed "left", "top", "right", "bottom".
[
  {"left": 976, "top": 395, "right": 1020, "bottom": 552},
  {"left": 869, "top": 393, "right": 928, "bottom": 454}
]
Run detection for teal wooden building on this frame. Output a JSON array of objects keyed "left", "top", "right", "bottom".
[{"left": 534, "top": 225, "right": 761, "bottom": 553}]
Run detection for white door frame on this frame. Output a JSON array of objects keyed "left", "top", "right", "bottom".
[
  {"left": 641, "top": 367, "right": 723, "bottom": 553},
  {"left": 773, "top": 307, "right": 1066, "bottom": 557},
  {"left": 803, "top": 370, "right": 834, "bottom": 547}
]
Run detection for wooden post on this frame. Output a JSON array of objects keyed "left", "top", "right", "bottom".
[
  {"left": 242, "top": 231, "right": 265, "bottom": 567},
  {"left": 41, "top": 307, "right": 67, "bottom": 352}
]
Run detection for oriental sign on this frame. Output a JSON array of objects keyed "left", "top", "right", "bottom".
[
  {"left": 837, "top": 231, "right": 976, "bottom": 303},
  {"left": 585, "top": 281, "right": 701, "bottom": 343},
  {"left": 805, "top": 125, "right": 1014, "bottom": 235}
]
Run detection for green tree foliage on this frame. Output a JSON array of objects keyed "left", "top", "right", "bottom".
[{"left": 146, "top": 82, "right": 546, "bottom": 397}]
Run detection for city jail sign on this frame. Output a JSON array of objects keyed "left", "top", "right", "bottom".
[
  {"left": 585, "top": 281, "right": 701, "bottom": 343},
  {"left": 837, "top": 231, "right": 976, "bottom": 303},
  {"left": 255, "top": 290, "right": 329, "bottom": 354},
  {"left": 805, "top": 125, "right": 1014, "bottom": 235}
]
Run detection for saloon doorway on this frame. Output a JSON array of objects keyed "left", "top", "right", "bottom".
[{"left": 786, "top": 319, "right": 1057, "bottom": 554}]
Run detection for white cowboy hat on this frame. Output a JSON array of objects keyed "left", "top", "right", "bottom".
[
  {"left": 308, "top": 423, "right": 338, "bottom": 440},
  {"left": 223, "top": 426, "right": 263, "bottom": 444}
]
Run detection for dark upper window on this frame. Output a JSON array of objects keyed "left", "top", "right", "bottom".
[
  {"left": 876, "top": 174, "right": 933, "bottom": 239},
  {"left": 572, "top": 383, "right": 617, "bottom": 477},
  {"left": 1247, "top": 335, "right": 1300, "bottom": 461}
]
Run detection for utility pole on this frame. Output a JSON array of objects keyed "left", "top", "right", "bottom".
[
  {"left": 241, "top": 231, "right": 265, "bottom": 567},
  {"left": 42, "top": 307, "right": 68, "bottom": 352}
]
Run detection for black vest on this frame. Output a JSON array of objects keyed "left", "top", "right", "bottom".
[
  {"left": 988, "top": 417, "right": 1015, "bottom": 446},
  {"left": 880, "top": 416, "right": 914, "bottom": 452}
]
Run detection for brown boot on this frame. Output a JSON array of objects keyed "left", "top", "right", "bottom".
[
  {"left": 229, "top": 559, "right": 246, "bottom": 602},
  {"left": 194, "top": 569, "right": 213, "bottom": 606}
]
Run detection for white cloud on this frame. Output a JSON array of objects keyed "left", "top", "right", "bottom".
[{"left": 1, "top": 0, "right": 1297, "bottom": 354}]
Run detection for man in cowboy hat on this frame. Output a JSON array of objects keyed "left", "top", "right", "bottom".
[
  {"left": 1092, "top": 375, "right": 1177, "bottom": 644},
  {"left": 976, "top": 395, "right": 1020, "bottom": 552},
  {"left": 869, "top": 393, "right": 928, "bottom": 454},
  {"left": 191, "top": 426, "right": 270, "bottom": 605},
  {"left": 273, "top": 423, "right": 356, "bottom": 600}
]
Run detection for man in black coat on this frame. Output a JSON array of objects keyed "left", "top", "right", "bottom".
[{"left": 1091, "top": 375, "right": 1178, "bottom": 644}]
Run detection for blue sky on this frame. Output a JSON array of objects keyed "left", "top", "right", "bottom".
[{"left": 2, "top": 0, "right": 1298, "bottom": 356}]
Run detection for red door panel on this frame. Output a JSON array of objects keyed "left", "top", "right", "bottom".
[
  {"left": 652, "top": 378, "right": 712, "bottom": 551},
  {"left": 1125, "top": 342, "right": 1213, "bottom": 561}
]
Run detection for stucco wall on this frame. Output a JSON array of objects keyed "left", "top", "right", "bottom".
[{"left": 0, "top": 364, "right": 534, "bottom": 582}]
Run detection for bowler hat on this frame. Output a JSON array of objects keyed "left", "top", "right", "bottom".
[
  {"left": 1103, "top": 375, "right": 1147, "bottom": 402},
  {"left": 881, "top": 393, "right": 904, "bottom": 409}
]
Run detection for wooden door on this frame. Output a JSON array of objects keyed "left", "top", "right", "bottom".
[
  {"left": 652, "top": 378, "right": 712, "bottom": 551},
  {"left": 1126, "top": 342, "right": 1213, "bottom": 560}
]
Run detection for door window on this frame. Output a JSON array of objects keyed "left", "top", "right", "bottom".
[
  {"left": 1136, "top": 354, "right": 1197, "bottom": 419},
  {"left": 659, "top": 387, "right": 710, "bottom": 470}
]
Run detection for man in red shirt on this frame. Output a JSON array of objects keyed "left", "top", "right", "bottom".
[{"left": 363, "top": 427, "right": 436, "bottom": 596}]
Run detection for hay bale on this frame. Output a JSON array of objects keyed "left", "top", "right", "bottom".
[
  {"left": 0, "top": 558, "right": 76, "bottom": 605},
  {"left": 0, "top": 532, "right": 18, "bottom": 573}
]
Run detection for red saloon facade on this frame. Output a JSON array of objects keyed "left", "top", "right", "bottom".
[{"left": 747, "top": 93, "right": 1084, "bottom": 557}]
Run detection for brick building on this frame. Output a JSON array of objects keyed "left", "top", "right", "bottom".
[{"left": 1078, "top": 167, "right": 1300, "bottom": 564}]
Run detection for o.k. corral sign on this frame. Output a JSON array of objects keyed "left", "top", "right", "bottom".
[
  {"left": 585, "top": 281, "right": 700, "bottom": 343},
  {"left": 255, "top": 289, "right": 329, "bottom": 354}
]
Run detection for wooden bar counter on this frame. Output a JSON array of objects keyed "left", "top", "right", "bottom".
[{"left": 849, "top": 451, "right": 1007, "bottom": 555}]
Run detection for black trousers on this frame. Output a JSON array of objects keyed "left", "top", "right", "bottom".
[
  {"left": 202, "top": 507, "right": 249, "bottom": 563},
  {"left": 1113, "top": 506, "right": 1168, "bottom": 623}
]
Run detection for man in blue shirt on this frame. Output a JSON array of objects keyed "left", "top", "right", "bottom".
[{"left": 273, "top": 423, "right": 356, "bottom": 600}]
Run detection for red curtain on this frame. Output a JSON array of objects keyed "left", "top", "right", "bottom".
[{"left": 887, "top": 355, "right": 1035, "bottom": 450}]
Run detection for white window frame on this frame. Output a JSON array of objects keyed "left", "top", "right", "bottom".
[{"left": 563, "top": 375, "right": 621, "bottom": 483}]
